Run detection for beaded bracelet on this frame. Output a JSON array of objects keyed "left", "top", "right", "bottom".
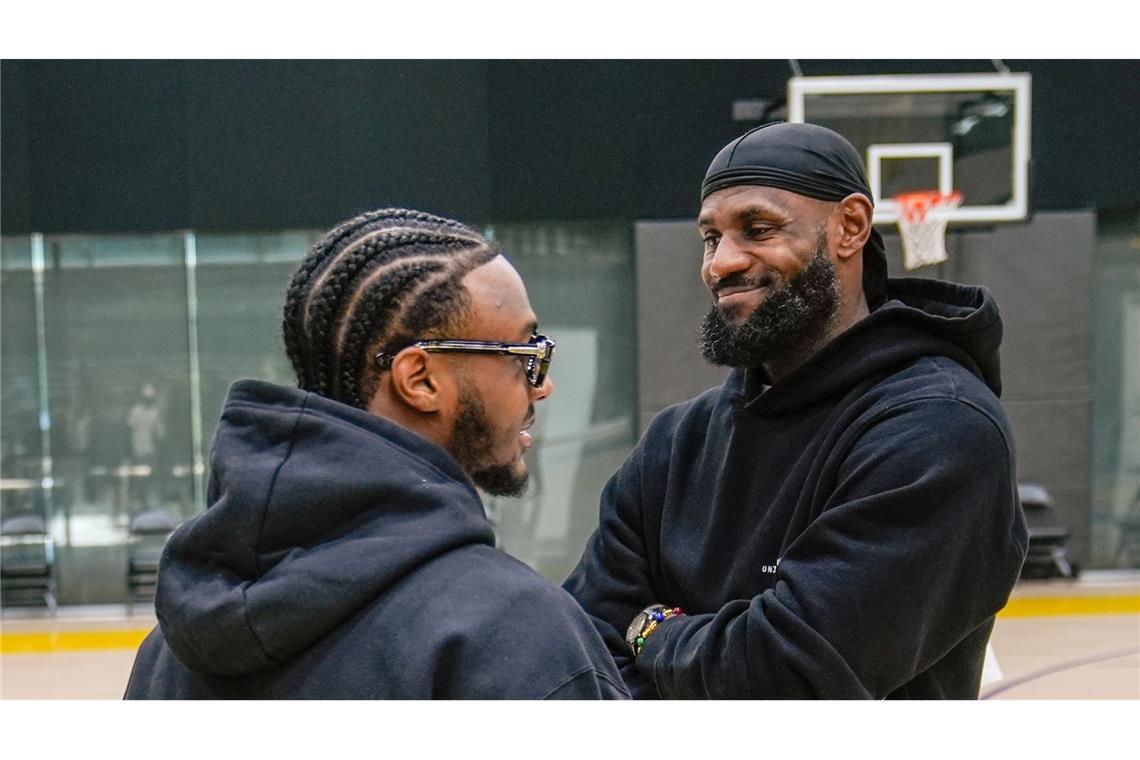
[{"left": 626, "top": 604, "right": 685, "bottom": 657}]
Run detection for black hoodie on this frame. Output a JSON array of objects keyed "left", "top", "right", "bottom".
[
  {"left": 124, "top": 381, "right": 628, "bottom": 699},
  {"left": 564, "top": 278, "right": 1028, "bottom": 699}
]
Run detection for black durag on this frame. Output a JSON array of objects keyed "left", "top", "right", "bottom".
[{"left": 700, "top": 122, "right": 888, "bottom": 310}]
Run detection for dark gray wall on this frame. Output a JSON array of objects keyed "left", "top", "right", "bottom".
[
  {"left": 4, "top": 60, "right": 1138, "bottom": 234},
  {"left": 635, "top": 210, "right": 1095, "bottom": 563},
  {"left": 634, "top": 221, "right": 726, "bottom": 432},
  {"left": 1, "top": 60, "right": 495, "bottom": 233}
]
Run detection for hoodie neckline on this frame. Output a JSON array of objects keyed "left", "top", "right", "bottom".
[{"left": 735, "top": 277, "right": 1002, "bottom": 417}]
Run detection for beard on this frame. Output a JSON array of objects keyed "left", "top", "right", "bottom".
[
  {"left": 699, "top": 231, "right": 841, "bottom": 369},
  {"left": 448, "top": 393, "right": 530, "bottom": 497}
]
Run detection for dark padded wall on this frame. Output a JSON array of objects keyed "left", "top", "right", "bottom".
[
  {"left": 1, "top": 60, "right": 494, "bottom": 233},
  {"left": 2, "top": 60, "right": 190, "bottom": 232},
  {"left": 181, "top": 60, "right": 493, "bottom": 231},
  {"left": 4, "top": 60, "right": 1138, "bottom": 234},
  {"left": 0, "top": 62, "right": 33, "bottom": 232},
  {"left": 1025, "top": 61, "right": 1140, "bottom": 211},
  {"left": 485, "top": 60, "right": 774, "bottom": 221}
]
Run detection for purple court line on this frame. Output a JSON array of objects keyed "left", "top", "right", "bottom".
[{"left": 980, "top": 645, "right": 1140, "bottom": 699}]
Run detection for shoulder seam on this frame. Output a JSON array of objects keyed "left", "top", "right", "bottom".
[
  {"left": 538, "top": 665, "right": 631, "bottom": 700},
  {"left": 853, "top": 393, "right": 1014, "bottom": 463}
]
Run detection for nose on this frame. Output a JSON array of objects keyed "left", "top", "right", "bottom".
[
  {"left": 531, "top": 375, "right": 554, "bottom": 402},
  {"left": 705, "top": 235, "right": 752, "bottom": 284}
]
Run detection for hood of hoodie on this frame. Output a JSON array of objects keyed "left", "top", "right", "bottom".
[
  {"left": 737, "top": 277, "right": 1004, "bottom": 416},
  {"left": 155, "top": 380, "right": 494, "bottom": 676}
]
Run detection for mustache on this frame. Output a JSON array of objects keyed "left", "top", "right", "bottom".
[{"left": 712, "top": 271, "right": 776, "bottom": 296}]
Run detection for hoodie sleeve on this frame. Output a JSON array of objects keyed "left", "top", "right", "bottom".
[
  {"left": 563, "top": 428, "right": 664, "bottom": 698},
  {"left": 634, "top": 397, "right": 1028, "bottom": 698}
]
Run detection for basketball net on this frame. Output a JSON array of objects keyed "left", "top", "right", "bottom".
[{"left": 893, "top": 191, "right": 963, "bottom": 271}]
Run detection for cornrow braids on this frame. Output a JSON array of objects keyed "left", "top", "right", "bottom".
[
  {"left": 342, "top": 260, "right": 491, "bottom": 407},
  {"left": 304, "top": 231, "right": 476, "bottom": 398},
  {"left": 282, "top": 208, "right": 499, "bottom": 408},
  {"left": 282, "top": 208, "right": 475, "bottom": 387}
]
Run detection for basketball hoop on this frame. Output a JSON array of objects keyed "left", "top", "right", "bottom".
[{"left": 893, "top": 191, "right": 963, "bottom": 271}]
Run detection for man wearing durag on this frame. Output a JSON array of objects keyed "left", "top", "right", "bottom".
[{"left": 564, "top": 122, "right": 1029, "bottom": 699}]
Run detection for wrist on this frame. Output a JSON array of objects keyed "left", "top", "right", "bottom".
[{"left": 625, "top": 604, "right": 684, "bottom": 657}]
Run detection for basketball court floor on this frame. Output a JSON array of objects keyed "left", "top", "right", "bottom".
[{"left": 1, "top": 570, "right": 1137, "bottom": 699}]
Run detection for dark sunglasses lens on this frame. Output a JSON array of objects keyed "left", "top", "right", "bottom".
[
  {"left": 521, "top": 335, "right": 552, "bottom": 387},
  {"left": 536, "top": 344, "right": 551, "bottom": 387}
]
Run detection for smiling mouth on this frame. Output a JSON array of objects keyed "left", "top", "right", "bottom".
[{"left": 715, "top": 273, "right": 775, "bottom": 300}]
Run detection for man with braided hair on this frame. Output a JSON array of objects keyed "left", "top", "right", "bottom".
[{"left": 126, "top": 208, "right": 628, "bottom": 699}]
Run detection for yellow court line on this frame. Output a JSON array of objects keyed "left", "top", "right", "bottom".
[
  {"left": 1, "top": 596, "right": 1137, "bottom": 654},
  {"left": 998, "top": 594, "right": 1140, "bottom": 618},
  {"left": 0, "top": 629, "right": 151, "bottom": 655}
]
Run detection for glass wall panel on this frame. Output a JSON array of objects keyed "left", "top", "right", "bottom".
[
  {"left": 41, "top": 234, "right": 192, "bottom": 604},
  {"left": 193, "top": 232, "right": 316, "bottom": 465},
  {"left": 487, "top": 222, "right": 637, "bottom": 581},
  {"left": 1, "top": 237, "right": 44, "bottom": 523},
  {"left": 1091, "top": 209, "right": 1140, "bottom": 568},
  {"left": 3, "top": 221, "right": 639, "bottom": 607}
]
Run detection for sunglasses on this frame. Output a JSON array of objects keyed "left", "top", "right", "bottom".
[{"left": 375, "top": 334, "right": 556, "bottom": 388}]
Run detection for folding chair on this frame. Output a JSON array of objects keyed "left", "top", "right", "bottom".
[
  {"left": 1017, "top": 482, "right": 1077, "bottom": 579},
  {"left": 0, "top": 512, "right": 57, "bottom": 613},
  {"left": 126, "top": 507, "right": 180, "bottom": 612}
]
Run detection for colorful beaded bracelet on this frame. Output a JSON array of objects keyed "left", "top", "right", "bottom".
[{"left": 625, "top": 604, "right": 685, "bottom": 657}]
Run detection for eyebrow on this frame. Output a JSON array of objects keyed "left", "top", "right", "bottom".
[
  {"left": 698, "top": 203, "right": 786, "bottom": 229},
  {"left": 519, "top": 319, "right": 538, "bottom": 340}
]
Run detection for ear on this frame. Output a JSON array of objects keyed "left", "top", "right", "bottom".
[
  {"left": 834, "top": 193, "right": 874, "bottom": 261},
  {"left": 387, "top": 348, "right": 449, "bottom": 413}
]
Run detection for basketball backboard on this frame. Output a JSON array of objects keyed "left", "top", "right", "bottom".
[{"left": 787, "top": 73, "right": 1032, "bottom": 225}]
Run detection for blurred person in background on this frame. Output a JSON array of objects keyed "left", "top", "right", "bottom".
[
  {"left": 125, "top": 208, "right": 628, "bottom": 700},
  {"left": 125, "top": 381, "right": 164, "bottom": 510}
]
